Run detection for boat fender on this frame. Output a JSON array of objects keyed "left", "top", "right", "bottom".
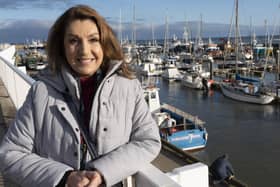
[{"left": 210, "top": 154, "right": 235, "bottom": 184}]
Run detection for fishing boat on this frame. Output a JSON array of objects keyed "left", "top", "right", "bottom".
[{"left": 143, "top": 85, "right": 208, "bottom": 151}]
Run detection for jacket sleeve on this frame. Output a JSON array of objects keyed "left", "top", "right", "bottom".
[
  {"left": 87, "top": 80, "right": 162, "bottom": 186},
  {"left": 0, "top": 83, "right": 73, "bottom": 187}
]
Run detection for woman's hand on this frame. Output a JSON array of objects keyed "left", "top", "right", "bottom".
[
  {"left": 66, "top": 170, "right": 103, "bottom": 187},
  {"left": 84, "top": 171, "right": 103, "bottom": 187}
]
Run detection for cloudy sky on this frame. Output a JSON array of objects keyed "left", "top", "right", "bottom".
[{"left": 0, "top": 0, "right": 280, "bottom": 43}]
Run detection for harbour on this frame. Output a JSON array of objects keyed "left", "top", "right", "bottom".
[
  {"left": 3, "top": 34, "right": 280, "bottom": 186},
  {"left": 0, "top": 45, "right": 248, "bottom": 187},
  {"left": 1, "top": 0, "right": 280, "bottom": 186},
  {"left": 3, "top": 26, "right": 280, "bottom": 186},
  {"left": 151, "top": 75, "right": 280, "bottom": 187}
]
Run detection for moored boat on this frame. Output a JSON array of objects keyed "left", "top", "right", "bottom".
[
  {"left": 143, "top": 85, "right": 208, "bottom": 151},
  {"left": 161, "top": 67, "right": 183, "bottom": 81},
  {"left": 220, "top": 80, "right": 274, "bottom": 104}
]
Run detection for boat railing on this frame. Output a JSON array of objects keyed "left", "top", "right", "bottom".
[{"left": 162, "top": 103, "right": 206, "bottom": 126}]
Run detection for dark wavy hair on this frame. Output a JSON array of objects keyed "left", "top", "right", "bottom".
[{"left": 46, "top": 4, "right": 134, "bottom": 78}]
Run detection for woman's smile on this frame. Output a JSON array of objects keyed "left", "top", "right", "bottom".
[{"left": 77, "top": 57, "right": 96, "bottom": 65}]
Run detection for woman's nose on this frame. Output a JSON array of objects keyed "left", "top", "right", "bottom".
[{"left": 79, "top": 40, "right": 90, "bottom": 55}]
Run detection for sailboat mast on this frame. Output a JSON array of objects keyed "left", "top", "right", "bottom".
[
  {"left": 235, "top": 0, "right": 239, "bottom": 72},
  {"left": 132, "top": 2, "right": 136, "bottom": 46},
  {"left": 163, "top": 14, "right": 169, "bottom": 57},
  {"left": 250, "top": 16, "right": 253, "bottom": 49},
  {"left": 118, "top": 9, "right": 123, "bottom": 45},
  {"left": 152, "top": 22, "right": 155, "bottom": 46},
  {"left": 199, "top": 14, "right": 203, "bottom": 46}
]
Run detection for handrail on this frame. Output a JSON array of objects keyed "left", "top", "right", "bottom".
[
  {"left": 0, "top": 47, "right": 35, "bottom": 109},
  {"left": 0, "top": 56, "right": 35, "bottom": 85}
]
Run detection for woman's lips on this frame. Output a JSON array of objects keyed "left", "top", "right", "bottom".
[{"left": 78, "top": 58, "right": 95, "bottom": 64}]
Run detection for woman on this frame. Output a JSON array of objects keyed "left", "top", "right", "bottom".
[{"left": 0, "top": 5, "right": 161, "bottom": 187}]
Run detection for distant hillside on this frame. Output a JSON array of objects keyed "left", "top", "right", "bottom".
[
  {"left": 0, "top": 19, "right": 275, "bottom": 43},
  {"left": 122, "top": 21, "right": 274, "bottom": 40},
  {"left": 0, "top": 20, "right": 51, "bottom": 44}
]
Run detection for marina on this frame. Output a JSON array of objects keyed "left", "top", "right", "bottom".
[
  {"left": 1, "top": 0, "right": 280, "bottom": 186},
  {"left": 0, "top": 45, "right": 248, "bottom": 187},
  {"left": 3, "top": 41, "right": 280, "bottom": 186},
  {"left": 2, "top": 23, "right": 280, "bottom": 186}
]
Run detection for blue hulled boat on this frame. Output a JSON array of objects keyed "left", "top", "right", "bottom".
[{"left": 143, "top": 85, "right": 208, "bottom": 151}]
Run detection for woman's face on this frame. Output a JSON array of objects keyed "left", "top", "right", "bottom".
[{"left": 64, "top": 19, "right": 104, "bottom": 78}]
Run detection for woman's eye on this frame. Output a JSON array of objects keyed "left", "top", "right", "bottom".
[
  {"left": 69, "top": 38, "right": 78, "bottom": 44},
  {"left": 89, "top": 38, "right": 100, "bottom": 43}
]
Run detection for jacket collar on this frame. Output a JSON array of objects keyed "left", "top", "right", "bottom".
[{"left": 37, "top": 60, "right": 123, "bottom": 100}]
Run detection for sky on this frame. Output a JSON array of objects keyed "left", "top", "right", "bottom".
[
  {"left": 1, "top": 0, "right": 280, "bottom": 25},
  {"left": 1, "top": 0, "right": 280, "bottom": 43}
]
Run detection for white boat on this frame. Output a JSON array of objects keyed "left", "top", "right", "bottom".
[
  {"left": 141, "top": 52, "right": 162, "bottom": 64},
  {"left": 163, "top": 56, "right": 177, "bottom": 69},
  {"left": 220, "top": 81, "right": 274, "bottom": 104},
  {"left": 137, "top": 51, "right": 164, "bottom": 76},
  {"left": 187, "top": 62, "right": 210, "bottom": 78},
  {"left": 139, "top": 63, "right": 163, "bottom": 76},
  {"left": 25, "top": 39, "right": 45, "bottom": 49},
  {"left": 181, "top": 72, "right": 213, "bottom": 90},
  {"left": 181, "top": 72, "right": 204, "bottom": 89},
  {"left": 162, "top": 67, "right": 183, "bottom": 81}
]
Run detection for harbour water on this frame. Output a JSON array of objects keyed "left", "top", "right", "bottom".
[{"left": 146, "top": 76, "right": 280, "bottom": 187}]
